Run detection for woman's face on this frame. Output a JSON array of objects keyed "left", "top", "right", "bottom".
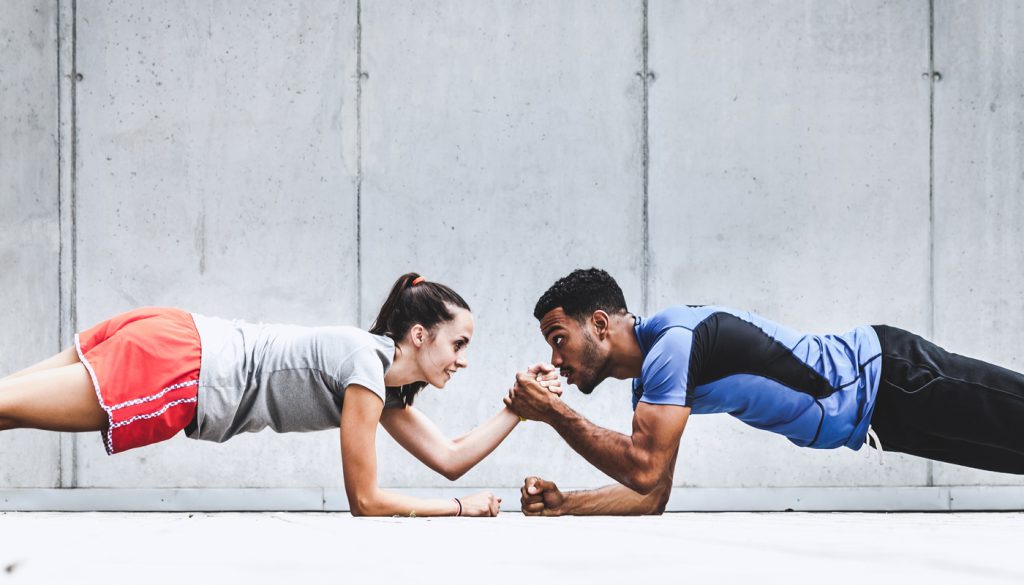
[{"left": 416, "top": 306, "right": 474, "bottom": 388}]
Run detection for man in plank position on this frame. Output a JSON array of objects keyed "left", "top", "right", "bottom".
[{"left": 505, "top": 268, "right": 1024, "bottom": 515}]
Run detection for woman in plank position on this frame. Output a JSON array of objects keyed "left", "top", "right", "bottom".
[{"left": 0, "top": 273, "right": 557, "bottom": 517}]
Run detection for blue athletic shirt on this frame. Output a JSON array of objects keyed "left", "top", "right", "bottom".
[{"left": 631, "top": 306, "right": 883, "bottom": 450}]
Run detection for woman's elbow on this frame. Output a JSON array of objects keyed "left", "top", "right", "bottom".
[
  {"left": 348, "top": 500, "right": 369, "bottom": 517},
  {"left": 348, "top": 493, "right": 382, "bottom": 517},
  {"left": 437, "top": 446, "right": 467, "bottom": 481},
  {"left": 440, "top": 461, "right": 468, "bottom": 481}
]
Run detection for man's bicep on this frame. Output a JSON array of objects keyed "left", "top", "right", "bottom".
[
  {"left": 632, "top": 402, "right": 689, "bottom": 460},
  {"left": 623, "top": 403, "right": 689, "bottom": 494}
]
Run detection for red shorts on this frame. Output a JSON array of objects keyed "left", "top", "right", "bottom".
[{"left": 75, "top": 307, "right": 200, "bottom": 455}]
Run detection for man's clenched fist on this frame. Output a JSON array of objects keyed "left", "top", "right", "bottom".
[{"left": 520, "top": 476, "right": 565, "bottom": 516}]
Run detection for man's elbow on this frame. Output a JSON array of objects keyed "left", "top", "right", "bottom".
[
  {"left": 625, "top": 462, "right": 672, "bottom": 499},
  {"left": 625, "top": 480, "right": 671, "bottom": 515},
  {"left": 649, "top": 485, "right": 671, "bottom": 515},
  {"left": 627, "top": 471, "right": 661, "bottom": 495}
]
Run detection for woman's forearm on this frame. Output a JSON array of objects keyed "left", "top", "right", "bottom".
[
  {"left": 351, "top": 488, "right": 460, "bottom": 517},
  {"left": 447, "top": 407, "right": 520, "bottom": 477}
]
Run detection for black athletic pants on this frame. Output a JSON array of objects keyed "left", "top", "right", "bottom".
[{"left": 869, "top": 325, "right": 1024, "bottom": 474}]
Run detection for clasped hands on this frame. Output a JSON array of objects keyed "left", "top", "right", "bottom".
[
  {"left": 505, "top": 363, "right": 563, "bottom": 423},
  {"left": 506, "top": 364, "right": 566, "bottom": 516}
]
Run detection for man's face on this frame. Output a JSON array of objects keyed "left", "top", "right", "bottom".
[{"left": 538, "top": 307, "right": 609, "bottom": 394}]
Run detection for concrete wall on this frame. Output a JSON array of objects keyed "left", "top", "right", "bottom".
[
  {"left": 69, "top": 0, "right": 360, "bottom": 489},
  {"left": 1, "top": 0, "right": 1023, "bottom": 502},
  {"left": 649, "top": 0, "right": 933, "bottom": 487},
  {"left": 931, "top": 0, "right": 1024, "bottom": 487},
  {"left": 0, "top": 0, "right": 62, "bottom": 488},
  {"left": 360, "top": 0, "right": 645, "bottom": 488}
]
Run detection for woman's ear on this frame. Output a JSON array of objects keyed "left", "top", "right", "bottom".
[{"left": 409, "top": 324, "right": 427, "bottom": 347}]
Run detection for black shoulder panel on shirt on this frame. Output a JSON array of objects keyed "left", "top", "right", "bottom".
[{"left": 688, "top": 312, "right": 838, "bottom": 399}]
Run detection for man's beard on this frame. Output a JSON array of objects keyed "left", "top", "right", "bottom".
[{"left": 574, "top": 331, "right": 605, "bottom": 394}]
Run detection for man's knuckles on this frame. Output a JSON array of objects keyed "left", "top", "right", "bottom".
[{"left": 532, "top": 479, "right": 554, "bottom": 491}]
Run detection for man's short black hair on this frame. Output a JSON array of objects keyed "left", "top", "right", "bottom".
[{"left": 533, "top": 268, "right": 629, "bottom": 322}]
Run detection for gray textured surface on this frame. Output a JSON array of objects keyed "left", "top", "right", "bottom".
[
  {"left": 931, "top": 0, "right": 1024, "bottom": 487},
  {"left": 1, "top": 512, "right": 1022, "bottom": 584},
  {"left": 1, "top": 1, "right": 1023, "bottom": 501},
  {"left": 0, "top": 0, "right": 62, "bottom": 488},
  {"left": 359, "top": 0, "right": 644, "bottom": 489},
  {"left": 70, "top": 0, "right": 359, "bottom": 487},
  {"left": 647, "top": 0, "right": 932, "bottom": 487}
]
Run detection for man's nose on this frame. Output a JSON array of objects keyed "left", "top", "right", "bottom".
[{"left": 550, "top": 352, "right": 563, "bottom": 367}]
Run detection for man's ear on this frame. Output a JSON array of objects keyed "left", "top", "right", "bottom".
[{"left": 591, "top": 310, "right": 611, "bottom": 339}]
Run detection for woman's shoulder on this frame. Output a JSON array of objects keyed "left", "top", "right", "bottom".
[
  {"left": 308, "top": 327, "right": 395, "bottom": 369},
  {"left": 318, "top": 329, "right": 393, "bottom": 394},
  {"left": 315, "top": 326, "right": 391, "bottom": 348}
]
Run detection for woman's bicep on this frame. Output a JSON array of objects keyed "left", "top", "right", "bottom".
[{"left": 339, "top": 385, "right": 385, "bottom": 509}]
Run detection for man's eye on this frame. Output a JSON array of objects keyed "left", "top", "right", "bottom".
[{"left": 554, "top": 336, "right": 564, "bottom": 346}]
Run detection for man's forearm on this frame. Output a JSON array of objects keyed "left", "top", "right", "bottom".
[
  {"left": 561, "top": 482, "right": 671, "bottom": 516},
  {"left": 543, "top": 401, "right": 652, "bottom": 492}
]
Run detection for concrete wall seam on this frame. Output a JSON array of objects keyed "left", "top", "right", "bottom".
[
  {"left": 640, "top": 0, "right": 651, "bottom": 315},
  {"left": 56, "top": 0, "right": 79, "bottom": 490},
  {"left": 926, "top": 0, "right": 936, "bottom": 488},
  {"left": 355, "top": 0, "right": 365, "bottom": 325}
]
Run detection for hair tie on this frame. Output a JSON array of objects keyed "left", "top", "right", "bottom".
[{"left": 411, "top": 276, "right": 425, "bottom": 285}]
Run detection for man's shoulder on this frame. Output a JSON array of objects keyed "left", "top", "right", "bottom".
[
  {"left": 645, "top": 305, "right": 722, "bottom": 332},
  {"left": 641, "top": 304, "right": 747, "bottom": 360}
]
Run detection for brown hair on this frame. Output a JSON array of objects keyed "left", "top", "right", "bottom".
[{"left": 369, "top": 272, "right": 471, "bottom": 406}]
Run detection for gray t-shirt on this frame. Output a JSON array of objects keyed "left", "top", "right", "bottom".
[{"left": 186, "top": 313, "right": 401, "bottom": 443}]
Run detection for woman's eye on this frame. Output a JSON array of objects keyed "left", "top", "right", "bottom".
[{"left": 454, "top": 341, "right": 464, "bottom": 350}]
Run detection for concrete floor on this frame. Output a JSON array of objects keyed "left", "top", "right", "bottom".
[{"left": 0, "top": 512, "right": 1021, "bottom": 584}]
